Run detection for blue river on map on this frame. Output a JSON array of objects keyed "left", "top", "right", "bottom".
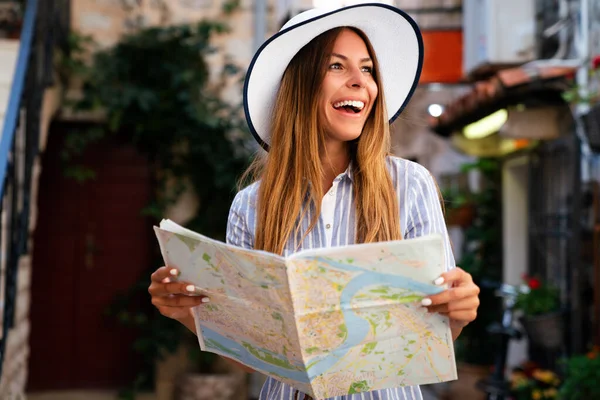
[{"left": 202, "top": 257, "right": 444, "bottom": 381}]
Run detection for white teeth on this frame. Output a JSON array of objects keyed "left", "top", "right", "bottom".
[{"left": 333, "top": 100, "right": 365, "bottom": 110}]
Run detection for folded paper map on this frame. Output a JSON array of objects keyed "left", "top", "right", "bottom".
[{"left": 154, "top": 219, "right": 457, "bottom": 399}]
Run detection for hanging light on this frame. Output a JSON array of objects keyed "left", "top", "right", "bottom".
[
  {"left": 450, "top": 131, "right": 533, "bottom": 158},
  {"left": 463, "top": 109, "right": 508, "bottom": 140},
  {"left": 428, "top": 104, "right": 444, "bottom": 118}
]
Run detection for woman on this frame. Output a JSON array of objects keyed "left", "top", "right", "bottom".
[{"left": 149, "top": 4, "right": 480, "bottom": 400}]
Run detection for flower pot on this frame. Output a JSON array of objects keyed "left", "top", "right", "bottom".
[
  {"left": 520, "top": 312, "right": 564, "bottom": 350},
  {"left": 446, "top": 204, "right": 476, "bottom": 228},
  {"left": 176, "top": 372, "right": 246, "bottom": 400}
]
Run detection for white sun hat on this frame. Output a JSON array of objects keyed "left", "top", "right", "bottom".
[{"left": 243, "top": 3, "right": 424, "bottom": 150}]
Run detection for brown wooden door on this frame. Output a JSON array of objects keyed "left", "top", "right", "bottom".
[{"left": 28, "top": 121, "right": 155, "bottom": 390}]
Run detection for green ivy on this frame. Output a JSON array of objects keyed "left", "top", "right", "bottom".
[{"left": 67, "top": 21, "right": 251, "bottom": 237}]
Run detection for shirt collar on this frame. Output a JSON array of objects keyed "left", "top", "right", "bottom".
[{"left": 335, "top": 161, "right": 354, "bottom": 182}]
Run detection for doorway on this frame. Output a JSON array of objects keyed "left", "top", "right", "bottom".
[{"left": 28, "top": 121, "right": 155, "bottom": 390}]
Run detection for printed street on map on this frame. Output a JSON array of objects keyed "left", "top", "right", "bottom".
[{"left": 154, "top": 219, "right": 457, "bottom": 399}]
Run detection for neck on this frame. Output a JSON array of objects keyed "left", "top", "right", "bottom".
[{"left": 320, "top": 140, "right": 350, "bottom": 193}]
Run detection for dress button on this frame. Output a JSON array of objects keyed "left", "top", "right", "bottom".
[
  {"left": 329, "top": 190, "right": 335, "bottom": 196},
  {"left": 326, "top": 224, "right": 331, "bottom": 229}
]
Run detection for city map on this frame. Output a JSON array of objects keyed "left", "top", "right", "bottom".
[{"left": 155, "top": 219, "right": 457, "bottom": 399}]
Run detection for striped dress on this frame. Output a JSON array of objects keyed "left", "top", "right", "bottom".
[{"left": 226, "top": 156, "right": 456, "bottom": 400}]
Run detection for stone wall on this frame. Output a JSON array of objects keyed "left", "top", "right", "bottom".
[
  {"left": 0, "top": 78, "right": 62, "bottom": 398},
  {"left": 0, "top": 256, "right": 32, "bottom": 400}
]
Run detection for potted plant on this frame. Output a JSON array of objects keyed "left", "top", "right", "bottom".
[
  {"left": 559, "top": 346, "right": 600, "bottom": 399},
  {"left": 440, "top": 169, "right": 476, "bottom": 228},
  {"left": 0, "top": 1, "right": 23, "bottom": 39},
  {"left": 515, "top": 276, "right": 562, "bottom": 350},
  {"left": 509, "top": 362, "right": 561, "bottom": 400},
  {"left": 441, "top": 186, "right": 476, "bottom": 228}
]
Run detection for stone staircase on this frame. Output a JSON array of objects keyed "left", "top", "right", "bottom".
[{"left": 0, "top": 39, "right": 19, "bottom": 137}]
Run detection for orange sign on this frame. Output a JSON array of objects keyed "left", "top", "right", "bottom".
[{"left": 420, "top": 30, "right": 463, "bottom": 84}]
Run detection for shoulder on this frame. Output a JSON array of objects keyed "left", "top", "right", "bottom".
[
  {"left": 230, "top": 181, "right": 260, "bottom": 217},
  {"left": 385, "top": 155, "right": 435, "bottom": 189}
]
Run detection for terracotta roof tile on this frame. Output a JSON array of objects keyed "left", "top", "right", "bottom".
[{"left": 431, "top": 65, "right": 576, "bottom": 136}]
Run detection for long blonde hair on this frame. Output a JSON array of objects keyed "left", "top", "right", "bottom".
[{"left": 243, "top": 27, "right": 400, "bottom": 255}]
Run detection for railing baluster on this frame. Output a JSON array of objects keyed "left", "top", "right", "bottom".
[
  {"left": 0, "top": 0, "right": 68, "bottom": 379},
  {"left": 0, "top": 0, "right": 41, "bottom": 378}
]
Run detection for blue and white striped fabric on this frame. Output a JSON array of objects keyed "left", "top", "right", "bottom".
[{"left": 226, "top": 156, "right": 456, "bottom": 400}]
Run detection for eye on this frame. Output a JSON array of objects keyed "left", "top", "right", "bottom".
[
  {"left": 362, "top": 66, "right": 373, "bottom": 74},
  {"left": 329, "top": 62, "right": 343, "bottom": 70}
]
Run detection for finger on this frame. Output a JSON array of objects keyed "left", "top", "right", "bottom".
[
  {"left": 447, "top": 309, "right": 478, "bottom": 323},
  {"left": 427, "top": 296, "right": 479, "bottom": 314},
  {"left": 148, "top": 280, "right": 202, "bottom": 297},
  {"left": 151, "top": 266, "right": 180, "bottom": 283},
  {"left": 433, "top": 267, "right": 473, "bottom": 287},
  {"left": 152, "top": 294, "right": 209, "bottom": 308},
  {"left": 423, "top": 284, "right": 480, "bottom": 306}
]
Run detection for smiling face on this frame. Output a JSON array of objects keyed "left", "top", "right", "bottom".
[{"left": 319, "top": 29, "right": 379, "bottom": 146}]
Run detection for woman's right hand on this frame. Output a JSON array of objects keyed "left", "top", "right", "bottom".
[
  {"left": 149, "top": 266, "right": 256, "bottom": 373},
  {"left": 148, "top": 266, "right": 209, "bottom": 324}
]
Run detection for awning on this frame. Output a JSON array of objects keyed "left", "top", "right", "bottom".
[{"left": 430, "top": 65, "right": 577, "bottom": 137}]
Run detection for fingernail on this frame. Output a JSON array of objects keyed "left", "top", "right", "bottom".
[
  {"left": 434, "top": 277, "right": 445, "bottom": 286},
  {"left": 162, "top": 277, "right": 171, "bottom": 283},
  {"left": 186, "top": 285, "right": 195, "bottom": 293},
  {"left": 201, "top": 297, "right": 210, "bottom": 303},
  {"left": 170, "top": 269, "right": 178, "bottom": 276},
  {"left": 421, "top": 298, "right": 432, "bottom": 306}
]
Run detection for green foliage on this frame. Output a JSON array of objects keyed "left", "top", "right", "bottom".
[
  {"left": 561, "top": 65, "right": 600, "bottom": 106},
  {"left": 106, "top": 273, "right": 189, "bottom": 395},
  {"left": 510, "top": 365, "right": 561, "bottom": 400},
  {"left": 222, "top": 0, "right": 241, "bottom": 15},
  {"left": 70, "top": 21, "right": 251, "bottom": 238},
  {"left": 59, "top": 18, "right": 252, "bottom": 395},
  {"left": 453, "top": 158, "right": 503, "bottom": 366},
  {"left": 440, "top": 186, "right": 470, "bottom": 210},
  {"left": 60, "top": 124, "right": 104, "bottom": 182},
  {"left": 55, "top": 32, "right": 96, "bottom": 91},
  {"left": 515, "top": 276, "right": 561, "bottom": 317},
  {"left": 559, "top": 347, "right": 600, "bottom": 400}
]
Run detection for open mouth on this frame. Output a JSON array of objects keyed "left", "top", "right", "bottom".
[{"left": 333, "top": 100, "right": 365, "bottom": 115}]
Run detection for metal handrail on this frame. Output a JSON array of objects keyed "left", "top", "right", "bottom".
[
  {"left": 0, "top": 0, "right": 38, "bottom": 378},
  {"left": 0, "top": 0, "right": 37, "bottom": 195}
]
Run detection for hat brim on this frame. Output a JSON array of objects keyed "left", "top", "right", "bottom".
[{"left": 243, "top": 4, "right": 424, "bottom": 151}]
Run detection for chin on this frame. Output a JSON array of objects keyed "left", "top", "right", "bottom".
[
  {"left": 330, "top": 133, "right": 362, "bottom": 143},
  {"left": 330, "top": 126, "right": 363, "bottom": 141}
]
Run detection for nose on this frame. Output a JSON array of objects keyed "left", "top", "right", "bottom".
[{"left": 346, "top": 66, "right": 367, "bottom": 89}]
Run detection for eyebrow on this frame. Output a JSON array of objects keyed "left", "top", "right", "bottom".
[{"left": 331, "top": 53, "right": 372, "bottom": 63}]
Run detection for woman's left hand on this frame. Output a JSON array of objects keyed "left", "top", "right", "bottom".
[{"left": 422, "top": 267, "right": 480, "bottom": 339}]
